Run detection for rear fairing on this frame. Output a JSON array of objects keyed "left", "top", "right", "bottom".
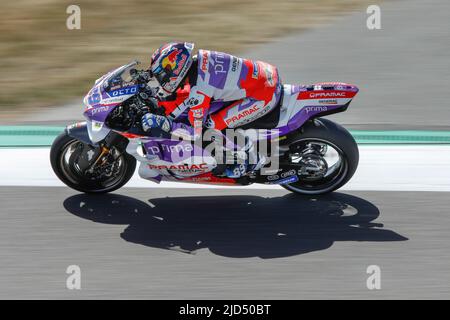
[{"left": 275, "top": 83, "right": 359, "bottom": 136}]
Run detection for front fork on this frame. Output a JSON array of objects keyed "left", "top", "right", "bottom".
[{"left": 66, "top": 122, "right": 129, "bottom": 173}]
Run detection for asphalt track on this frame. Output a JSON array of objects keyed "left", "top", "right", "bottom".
[
  {"left": 245, "top": 0, "right": 450, "bottom": 130},
  {"left": 1, "top": 0, "right": 450, "bottom": 300},
  {"left": 2, "top": 186, "right": 450, "bottom": 300}
]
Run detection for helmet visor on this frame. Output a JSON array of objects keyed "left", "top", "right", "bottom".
[{"left": 152, "top": 65, "right": 171, "bottom": 87}]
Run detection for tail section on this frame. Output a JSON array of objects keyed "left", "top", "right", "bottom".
[{"left": 276, "top": 83, "right": 359, "bottom": 135}]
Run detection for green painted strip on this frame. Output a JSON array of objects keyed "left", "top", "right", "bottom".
[
  {"left": 0, "top": 126, "right": 64, "bottom": 147},
  {"left": 2, "top": 126, "right": 450, "bottom": 147},
  {"left": 350, "top": 130, "right": 450, "bottom": 144}
]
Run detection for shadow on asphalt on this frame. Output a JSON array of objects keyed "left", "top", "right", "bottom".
[{"left": 63, "top": 192, "right": 408, "bottom": 258}]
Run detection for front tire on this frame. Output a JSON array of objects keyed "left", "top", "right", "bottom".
[
  {"left": 50, "top": 132, "right": 136, "bottom": 193},
  {"left": 281, "top": 118, "right": 359, "bottom": 195}
]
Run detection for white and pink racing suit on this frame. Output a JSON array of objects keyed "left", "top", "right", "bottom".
[{"left": 166, "top": 49, "right": 282, "bottom": 138}]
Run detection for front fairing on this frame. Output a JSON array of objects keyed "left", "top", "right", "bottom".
[{"left": 82, "top": 61, "right": 141, "bottom": 143}]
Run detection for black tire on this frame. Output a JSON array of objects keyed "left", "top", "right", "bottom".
[
  {"left": 50, "top": 132, "right": 136, "bottom": 193},
  {"left": 281, "top": 118, "right": 359, "bottom": 195}
]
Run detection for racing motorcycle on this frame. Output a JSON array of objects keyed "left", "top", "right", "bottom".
[{"left": 50, "top": 61, "right": 359, "bottom": 195}]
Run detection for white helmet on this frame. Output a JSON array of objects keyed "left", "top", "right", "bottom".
[{"left": 149, "top": 42, "right": 195, "bottom": 94}]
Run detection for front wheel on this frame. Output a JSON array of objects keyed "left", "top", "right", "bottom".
[
  {"left": 281, "top": 118, "right": 359, "bottom": 195},
  {"left": 50, "top": 132, "right": 136, "bottom": 193}
]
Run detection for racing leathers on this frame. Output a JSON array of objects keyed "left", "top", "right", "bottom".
[{"left": 142, "top": 49, "right": 282, "bottom": 177}]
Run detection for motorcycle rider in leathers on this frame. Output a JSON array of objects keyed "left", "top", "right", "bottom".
[{"left": 141, "top": 42, "right": 282, "bottom": 178}]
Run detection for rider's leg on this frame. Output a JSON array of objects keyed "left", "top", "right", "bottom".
[
  {"left": 208, "top": 98, "right": 276, "bottom": 130},
  {"left": 207, "top": 98, "right": 279, "bottom": 177}
]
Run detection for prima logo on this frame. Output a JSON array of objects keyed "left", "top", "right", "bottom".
[
  {"left": 304, "top": 106, "right": 328, "bottom": 114},
  {"left": 214, "top": 52, "right": 227, "bottom": 75},
  {"left": 146, "top": 143, "right": 194, "bottom": 155},
  {"left": 90, "top": 106, "right": 109, "bottom": 115}
]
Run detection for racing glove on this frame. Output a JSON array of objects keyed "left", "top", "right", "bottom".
[{"left": 141, "top": 113, "right": 172, "bottom": 133}]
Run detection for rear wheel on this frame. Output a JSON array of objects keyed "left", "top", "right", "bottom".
[
  {"left": 281, "top": 118, "right": 359, "bottom": 195},
  {"left": 50, "top": 132, "right": 136, "bottom": 193}
]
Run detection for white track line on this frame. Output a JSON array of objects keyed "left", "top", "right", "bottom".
[{"left": 1, "top": 146, "right": 450, "bottom": 191}]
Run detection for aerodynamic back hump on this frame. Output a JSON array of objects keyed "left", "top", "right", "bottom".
[{"left": 276, "top": 83, "right": 359, "bottom": 135}]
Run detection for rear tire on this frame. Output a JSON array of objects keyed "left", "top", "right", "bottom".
[
  {"left": 281, "top": 118, "right": 359, "bottom": 195},
  {"left": 50, "top": 132, "right": 136, "bottom": 193}
]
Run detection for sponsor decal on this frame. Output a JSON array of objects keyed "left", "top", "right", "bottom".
[
  {"left": 309, "top": 92, "right": 346, "bottom": 98},
  {"left": 180, "top": 173, "right": 236, "bottom": 185},
  {"left": 102, "top": 97, "right": 126, "bottom": 104},
  {"left": 252, "top": 62, "right": 259, "bottom": 79},
  {"left": 92, "top": 120, "right": 103, "bottom": 132},
  {"left": 87, "top": 90, "right": 101, "bottom": 106},
  {"left": 185, "top": 176, "right": 213, "bottom": 182},
  {"left": 304, "top": 106, "right": 328, "bottom": 114},
  {"left": 213, "top": 52, "right": 227, "bottom": 74},
  {"left": 263, "top": 63, "right": 274, "bottom": 86},
  {"left": 66, "top": 122, "right": 84, "bottom": 131},
  {"left": 148, "top": 163, "right": 209, "bottom": 174},
  {"left": 109, "top": 85, "right": 121, "bottom": 91},
  {"left": 201, "top": 51, "right": 209, "bottom": 71},
  {"left": 187, "top": 97, "right": 200, "bottom": 107},
  {"left": 298, "top": 90, "right": 356, "bottom": 100},
  {"left": 173, "top": 53, "right": 187, "bottom": 76},
  {"left": 266, "top": 175, "right": 299, "bottom": 185},
  {"left": 281, "top": 169, "right": 296, "bottom": 178},
  {"left": 267, "top": 174, "right": 280, "bottom": 181},
  {"left": 161, "top": 49, "right": 181, "bottom": 71},
  {"left": 205, "top": 117, "right": 215, "bottom": 129},
  {"left": 225, "top": 105, "right": 260, "bottom": 125},
  {"left": 146, "top": 143, "right": 194, "bottom": 155},
  {"left": 186, "top": 91, "right": 206, "bottom": 108},
  {"left": 109, "top": 82, "right": 135, "bottom": 91},
  {"left": 90, "top": 105, "right": 110, "bottom": 115},
  {"left": 109, "top": 85, "right": 137, "bottom": 97},
  {"left": 231, "top": 57, "right": 239, "bottom": 72},
  {"left": 319, "top": 99, "right": 338, "bottom": 105},
  {"left": 192, "top": 108, "right": 204, "bottom": 118},
  {"left": 316, "top": 82, "right": 347, "bottom": 86}
]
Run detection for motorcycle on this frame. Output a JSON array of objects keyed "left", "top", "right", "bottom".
[{"left": 50, "top": 60, "right": 359, "bottom": 195}]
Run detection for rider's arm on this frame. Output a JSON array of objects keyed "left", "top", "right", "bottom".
[
  {"left": 185, "top": 90, "right": 211, "bottom": 140},
  {"left": 165, "top": 87, "right": 211, "bottom": 139}
]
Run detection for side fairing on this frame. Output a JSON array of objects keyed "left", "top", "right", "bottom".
[{"left": 82, "top": 62, "right": 140, "bottom": 143}]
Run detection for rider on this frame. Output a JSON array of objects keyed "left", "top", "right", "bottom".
[{"left": 141, "top": 42, "right": 282, "bottom": 178}]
